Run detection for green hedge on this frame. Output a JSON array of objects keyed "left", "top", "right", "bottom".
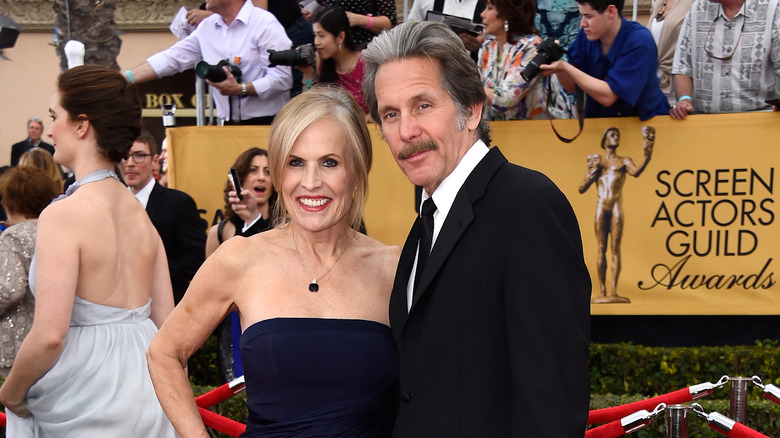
[{"left": 589, "top": 340, "right": 780, "bottom": 397}]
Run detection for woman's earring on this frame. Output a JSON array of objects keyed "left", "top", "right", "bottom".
[
  {"left": 338, "top": 43, "right": 342, "bottom": 50},
  {"left": 504, "top": 21, "right": 509, "bottom": 32}
]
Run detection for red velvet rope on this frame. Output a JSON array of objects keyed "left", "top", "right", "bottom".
[
  {"left": 0, "top": 411, "right": 5, "bottom": 428},
  {"left": 721, "top": 422, "right": 770, "bottom": 438},
  {"left": 195, "top": 381, "right": 247, "bottom": 408},
  {"left": 588, "top": 388, "right": 692, "bottom": 424},
  {"left": 584, "top": 419, "right": 627, "bottom": 438},
  {"left": 199, "top": 407, "right": 246, "bottom": 437}
]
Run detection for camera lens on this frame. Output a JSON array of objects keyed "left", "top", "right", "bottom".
[{"left": 195, "top": 61, "right": 227, "bottom": 82}]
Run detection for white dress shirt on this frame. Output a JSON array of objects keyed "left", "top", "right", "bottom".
[
  {"left": 407, "top": 139, "right": 489, "bottom": 311},
  {"left": 147, "top": 0, "right": 293, "bottom": 121}
]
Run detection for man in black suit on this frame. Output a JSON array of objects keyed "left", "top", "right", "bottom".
[
  {"left": 10, "top": 118, "right": 55, "bottom": 166},
  {"left": 363, "top": 21, "right": 592, "bottom": 437},
  {"left": 120, "top": 130, "right": 206, "bottom": 304}
]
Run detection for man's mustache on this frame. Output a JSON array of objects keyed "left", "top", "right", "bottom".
[{"left": 397, "top": 140, "right": 438, "bottom": 160}]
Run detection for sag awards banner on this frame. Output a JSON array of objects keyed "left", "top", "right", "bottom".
[{"left": 166, "top": 112, "right": 778, "bottom": 316}]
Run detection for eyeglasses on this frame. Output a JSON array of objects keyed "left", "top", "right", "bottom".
[
  {"left": 704, "top": 14, "right": 744, "bottom": 61},
  {"left": 122, "top": 152, "right": 153, "bottom": 163}
]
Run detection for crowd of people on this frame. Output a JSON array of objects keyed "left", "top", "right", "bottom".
[{"left": 0, "top": 0, "right": 778, "bottom": 435}]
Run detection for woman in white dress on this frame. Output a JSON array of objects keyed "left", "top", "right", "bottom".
[{"left": 0, "top": 65, "right": 176, "bottom": 437}]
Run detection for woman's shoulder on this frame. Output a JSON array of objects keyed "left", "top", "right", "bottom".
[
  {"left": 352, "top": 232, "right": 401, "bottom": 262},
  {"left": 0, "top": 221, "right": 37, "bottom": 246}
]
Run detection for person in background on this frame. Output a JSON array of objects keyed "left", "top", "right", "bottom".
[
  {"left": 478, "top": 0, "right": 575, "bottom": 120},
  {"left": 205, "top": 147, "right": 276, "bottom": 382},
  {"left": 647, "top": 0, "right": 695, "bottom": 107},
  {"left": 540, "top": 0, "right": 670, "bottom": 120},
  {"left": 120, "top": 130, "right": 207, "bottom": 304},
  {"left": 147, "top": 85, "right": 400, "bottom": 437},
  {"left": 362, "top": 20, "right": 591, "bottom": 437},
  {"left": 0, "top": 64, "right": 176, "bottom": 437},
  {"left": 126, "top": 0, "right": 293, "bottom": 125},
  {"left": 0, "top": 167, "right": 61, "bottom": 377},
  {"left": 670, "top": 0, "right": 780, "bottom": 119},
  {"left": 302, "top": 7, "right": 370, "bottom": 116},
  {"left": 186, "top": 0, "right": 314, "bottom": 97},
  {"left": 302, "top": 0, "right": 396, "bottom": 50},
  {"left": 407, "top": 0, "right": 486, "bottom": 53},
  {"left": 10, "top": 118, "right": 55, "bottom": 167},
  {"left": 18, "top": 147, "right": 66, "bottom": 194}
]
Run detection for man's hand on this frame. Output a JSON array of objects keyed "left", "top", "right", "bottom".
[
  {"left": 206, "top": 67, "right": 242, "bottom": 96},
  {"left": 670, "top": 99, "right": 693, "bottom": 120},
  {"left": 228, "top": 187, "right": 260, "bottom": 225},
  {"left": 185, "top": 9, "right": 213, "bottom": 26}
]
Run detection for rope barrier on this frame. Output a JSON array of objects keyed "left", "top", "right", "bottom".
[
  {"left": 585, "top": 403, "right": 665, "bottom": 438},
  {"left": 588, "top": 376, "right": 728, "bottom": 425},
  {"left": 585, "top": 419, "right": 627, "bottom": 438},
  {"left": 691, "top": 403, "right": 770, "bottom": 438},
  {"left": 199, "top": 406, "right": 246, "bottom": 437},
  {"left": 195, "top": 375, "right": 246, "bottom": 408},
  {"left": 0, "top": 411, "right": 5, "bottom": 428}
]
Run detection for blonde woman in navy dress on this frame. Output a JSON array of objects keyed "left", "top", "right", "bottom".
[{"left": 148, "top": 85, "right": 400, "bottom": 437}]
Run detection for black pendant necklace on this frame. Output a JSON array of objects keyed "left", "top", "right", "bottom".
[{"left": 292, "top": 228, "right": 351, "bottom": 293}]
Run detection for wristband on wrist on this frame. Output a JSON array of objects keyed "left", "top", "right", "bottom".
[
  {"left": 677, "top": 95, "right": 692, "bottom": 103},
  {"left": 365, "top": 14, "right": 373, "bottom": 29},
  {"left": 125, "top": 70, "right": 134, "bottom": 83}
]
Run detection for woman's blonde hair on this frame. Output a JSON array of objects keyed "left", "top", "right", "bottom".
[{"left": 268, "top": 85, "right": 372, "bottom": 230}]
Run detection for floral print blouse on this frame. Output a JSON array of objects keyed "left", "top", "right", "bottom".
[{"left": 478, "top": 34, "right": 575, "bottom": 121}]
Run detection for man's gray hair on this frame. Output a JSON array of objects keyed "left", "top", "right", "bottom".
[{"left": 362, "top": 21, "right": 491, "bottom": 145}]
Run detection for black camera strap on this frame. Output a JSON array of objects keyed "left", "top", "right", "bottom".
[{"left": 545, "top": 78, "right": 585, "bottom": 144}]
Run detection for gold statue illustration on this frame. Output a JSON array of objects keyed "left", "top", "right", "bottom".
[{"left": 580, "top": 126, "right": 654, "bottom": 303}]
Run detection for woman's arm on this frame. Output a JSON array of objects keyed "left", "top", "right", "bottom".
[
  {"left": 147, "top": 239, "right": 243, "bottom": 437},
  {"left": 150, "top": 238, "right": 175, "bottom": 328},
  {"left": 0, "top": 205, "right": 78, "bottom": 416}
]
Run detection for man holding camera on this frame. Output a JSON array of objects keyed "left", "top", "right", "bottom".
[
  {"left": 540, "top": 0, "right": 669, "bottom": 120},
  {"left": 126, "top": 0, "right": 293, "bottom": 125}
]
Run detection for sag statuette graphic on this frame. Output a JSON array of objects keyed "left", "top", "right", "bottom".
[{"left": 579, "top": 126, "right": 655, "bottom": 303}]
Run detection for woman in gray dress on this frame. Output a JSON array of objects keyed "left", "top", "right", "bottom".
[{"left": 0, "top": 166, "right": 61, "bottom": 377}]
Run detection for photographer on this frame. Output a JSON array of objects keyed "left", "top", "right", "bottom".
[
  {"left": 539, "top": 0, "right": 669, "bottom": 120},
  {"left": 478, "top": 0, "right": 575, "bottom": 120},
  {"left": 126, "top": 0, "right": 293, "bottom": 125}
]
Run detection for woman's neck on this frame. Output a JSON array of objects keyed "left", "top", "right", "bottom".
[{"left": 335, "top": 50, "right": 359, "bottom": 75}]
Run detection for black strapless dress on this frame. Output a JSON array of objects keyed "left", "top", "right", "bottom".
[{"left": 239, "top": 318, "right": 398, "bottom": 437}]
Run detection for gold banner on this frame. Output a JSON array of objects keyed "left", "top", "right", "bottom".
[{"left": 168, "top": 112, "right": 779, "bottom": 315}]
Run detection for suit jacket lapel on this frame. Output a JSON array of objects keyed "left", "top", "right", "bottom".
[
  {"left": 145, "top": 180, "right": 163, "bottom": 218},
  {"left": 409, "top": 147, "right": 508, "bottom": 312}
]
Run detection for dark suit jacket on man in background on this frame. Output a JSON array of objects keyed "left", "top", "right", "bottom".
[
  {"left": 10, "top": 140, "right": 55, "bottom": 166},
  {"left": 389, "top": 147, "right": 592, "bottom": 437},
  {"left": 146, "top": 180, "right": 207, "bottom": 304}
]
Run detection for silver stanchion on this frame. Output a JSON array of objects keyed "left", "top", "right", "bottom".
[
  {"left": 665, "top": 404, "right": 691, "bottom": 438},
  {"left": 729, "top": 376, "right": 751, "bottom": 423}
]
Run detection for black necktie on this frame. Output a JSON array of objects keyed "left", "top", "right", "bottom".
[{"left": 414, "top": 198, "right": 437, "bottom": 294}]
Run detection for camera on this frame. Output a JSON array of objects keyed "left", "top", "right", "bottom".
[
  {"left": 268, "top": 44, "right": 316, "bottom": 67},
  {"left": 520, "top": 38, "right": 565, "bottom": 82},
  {"left": 195, "top": 59, "right": 242, "bottom": 82}
]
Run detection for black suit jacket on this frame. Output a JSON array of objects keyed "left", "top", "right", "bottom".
[
  {"left": 146, "top": 181, "right": 207, "bottom": 303},
  {"left": 11, "top": 139, "right": 55, "bottom": 166},
  {"left": 389, "top": 147, "right": 591, "bottom": 437}
]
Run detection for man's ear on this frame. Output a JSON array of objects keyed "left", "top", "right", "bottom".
[
  {"left": 466, "top": 101, "right": 483, "bottom": 131},
  {"left": 606, "top": 4, "right": 619, "bottom": 19}
]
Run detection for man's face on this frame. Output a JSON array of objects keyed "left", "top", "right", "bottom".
[
  {"left": 578, "top": 3, "right": 613, "bottom": 41},
  {"left": 28, "top": 121, "right": 43, "bottom": 142},
  {"left": 120, "top": 140, "right": 158, "bottom": 193},
  {"left": 374, "top": 57, "right": 482, "bottom": 196}
]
